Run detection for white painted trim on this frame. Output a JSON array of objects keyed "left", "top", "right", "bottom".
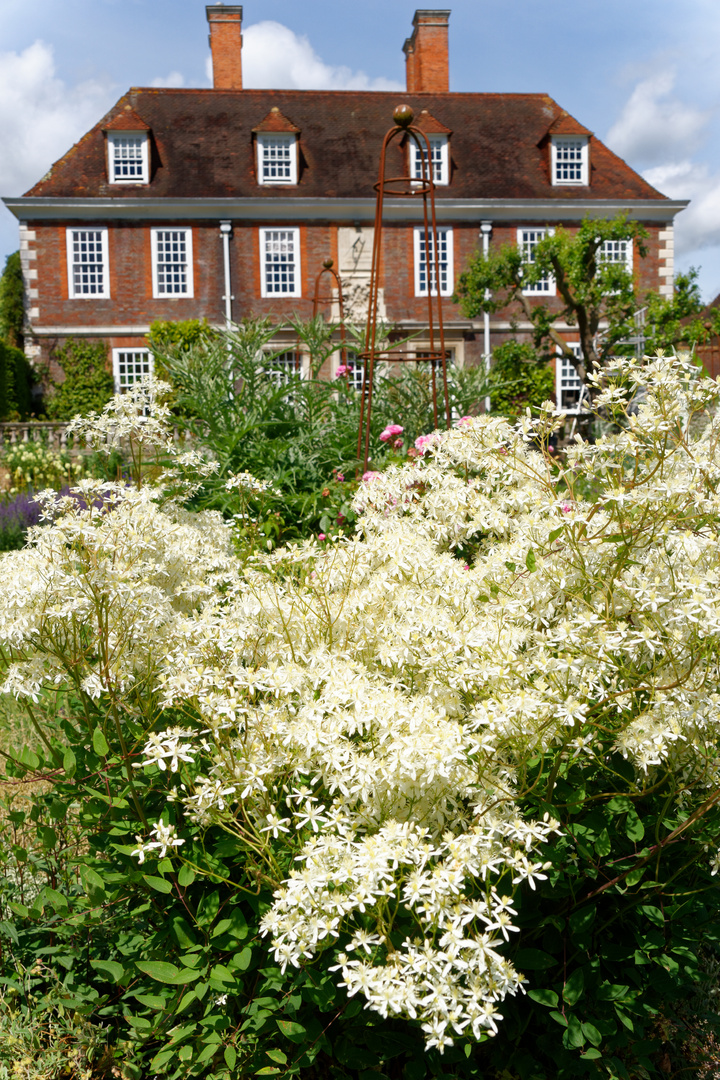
[
  {"left": 112, "top": 347, "right": 154, "bottom": 393},
  {"left": 151, "top": 227, "right": 194, "bottom": 298},
  {"left": 66, "top": 226, "right": 110, "bottom": 299},
  {"left": 411, "top": 134, "right": 449, "bottom": 186},
  {"left": 256, "top": 133, "right": 298, "bottom": 186},
  {"left": 259, "top": 226, "right": 301, "bottom": 298},
  {"left": 551, "top": 136, "right": 589, "bottom": 187},
  {"left": 107, "top": 131, "right": 150, "bottom": 185},
  {"left": 518, "top": 227, "right": 555, "bottom": 297},
  {"left": 5, "top": 196, "right": 689, "bottom": 224},
  {"left": 413, "top": 225, "right": 454, "bottom": 296}
]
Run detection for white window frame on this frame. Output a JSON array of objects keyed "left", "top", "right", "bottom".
[
  {"left": 107, "top": 131, "right": 149, "bottom": 184},
  {"left": 260, "top": 228, "right": 302, "bottom": 298},
  {"left": 411, "top": 134, "right": 449, "bottom": 186},
  {"left": 112, "top": 348, "right": 154, "bottom": 394},
  {"left": 551, "top": 136, "right": 589, "bottom": 186},
  {"left": 263, "top": 349, "right": 303, "bottom": 387},
  {"left": 414, "top": 226, "right": 454, "bottom": 297},
  {"left": 556, "top": 344, "right": 586, "bottom": 414},
  {"left": 598, "top": 238, "right": 633, "bottom": 271},
  {"left": 66, "top": 227, "right": 110, "bottom": 299},
  {"left": 256, "top": 133, "right": 298, "bottom": 186},
  {"left": 518, "top": 228, "right": 555, "bottom": 296},
  {"left": 151, "top": 228, "right": 194, "bottom": 298}
]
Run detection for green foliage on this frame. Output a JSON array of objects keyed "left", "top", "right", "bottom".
[
  {"left": 0, "top": 252, "right": 24, "bottom": 349},
  {"left": 487, "top": 340, "right": 556, "bottom": 419},
  {"left": 454, "top": 215, "right": 649, "bottom": 384},
  {"left": 146, "top": 320, "right": 219, "bottom": 383},
  {"left": 0, "top": 339, "right": 34, "bottom": 420},
  {"left": 45, "top": 339, "right": 115, "bottom": 421},
  {"left": 643, "top": 267, "right": 714, "bottom": 354},
  {"left": 154, "top": 316, "right": 489, "bottom": 546}
]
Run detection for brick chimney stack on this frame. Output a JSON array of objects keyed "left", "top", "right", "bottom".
[
  {"left": 207, "top": 4, "right": 243, "bottom": 90},
  {"left": 403, "top": 10, "right": 451, "bottom": 93}
]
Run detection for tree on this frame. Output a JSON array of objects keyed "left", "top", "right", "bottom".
[
  {"left": 454, "top": 215, "right": 649, "bottom": 390},
  {"left": 0, "top": 251, "right": 24, "bottom": 349}
]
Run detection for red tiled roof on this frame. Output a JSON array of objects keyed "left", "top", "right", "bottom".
[
  {"left": 546, "top": 111, "right": 592, "bottom": 138},
  {"left": 251, "top": 106, "right": 300, "bottom": 133},
  {"left": 415, "top": 109, "right": 452, "bottom": 134},
  {"left": 102, "top": 105, "right": 151, "bottom": 132},
  {"left": 24, "top": 87, "right": 666, "bottom": 202}
]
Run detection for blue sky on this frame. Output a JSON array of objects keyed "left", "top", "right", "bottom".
[{"left": 2, "top": 0, "right": 720, "bottom": 298}]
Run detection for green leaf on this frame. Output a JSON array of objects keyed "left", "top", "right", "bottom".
[
  {"left": 234, "top": 947, "right": 253, "bottom": 971},
  {"left": 608, "top": 796, "right": 633, "bottom": 814},
  {"left": 594, "top": 828, "right": 611, "bottom": 857},
  {"left": 276, "top": 1018, "right": 306, "bottom": 1043},
  {"left": 597, "top": 982, "right": 629, "bottom": 1001},
  {"left": 133, "top": 992, "right": 167, "bottom": 1010},
  {"left": 38, "top": 826, "right": 57, "bottom": 849},
  {"left": 256, "top": 1070, "right": 281, "bottom": 1076},
  {"left": 505, "top": 561, "right": 516, "bottom": 572},
  {"left": 80, "top": 865, "right": 106, "bottom": 902},
  {"left": 9, "top": 902, "right": 28, "bottom": 919},
  {"left": 90, "top": 960, "right": 124, "bottom": 983},
  {"left": 525, "top": 547, "right": 536, "bottom": 571},
  {"left": 562, "top": 1014, "right": 585, "bottom": 1049},
  {"left": 136, "top": 960, "right": 201, "bottom": 985},
  {"left": 20, "top": 746, "right": 40, "bottom": 770},
  {"left": 178, "top": 864, "right": 196, "bottom": 887},
  {"left": 150, "top": 1050, "right": 174, "bottom": 1071},
  {"left": 563, "top": 968, "right": 584, "bottom": 1006},
  {"left": 625, "top": 809, "right": 645, "bottom": 841},
  {"left": 548, "top": 526, "right": 564, "bottom": 542},
  {"left": 62, "top": 747, "right": 76, "bottom": 778},
  {"left": 224, "top": 1047, "right": 237, "bottom": 1070},
  {"left": 515, "top": 948, "right": 556, "bottom": 971},
  {"left": 43, "top": 887, "right": 67, "bottom": 912},
  {"left": 581, "top": 1048, "right": 603, "bottom": 1060},
  {"left": 143, "top": 874, "right": 173, "bottom": 894},
  {"left": 92, "top": 728, "right": 110, "bottom": 756},
  {"left": 527, "top": 988, "right": 559, "bottom": 1008},
  {"left": 582, "top": 1021, "right": 603, "bottom": 1047},
  {"left": 626, "top": 866, "right": 645, "bottom": 887},
  {"left": 267, "top": 1049, "right": 287, "bottom": 1064}
]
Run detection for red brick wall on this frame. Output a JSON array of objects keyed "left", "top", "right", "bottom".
[{"left": 207, "top": 10, "right": 243, "bottom": 90}]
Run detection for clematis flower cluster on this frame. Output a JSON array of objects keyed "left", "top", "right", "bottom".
[{"left": 4, "top": 356, "right": 720, "bottom": 1051}]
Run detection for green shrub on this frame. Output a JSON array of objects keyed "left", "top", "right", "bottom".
[
  {"left": 45, "top": 339, "right": 115, "bottom": 421},
  {"left": 0, "top": 340, "right": 34, "bottom": 420},
  {"left": 487, "top": 339, "right": 556, "bottom": 419}
]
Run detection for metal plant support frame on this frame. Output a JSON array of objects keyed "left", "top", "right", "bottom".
[
  {"left": 312, "top": 257, "right": 349, "bottom": 383},
  {"left": 357, "top": 104, "right": 452, "bottom": 472}
]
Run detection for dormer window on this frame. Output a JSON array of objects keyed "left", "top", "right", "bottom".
[
  {"left": 411, "top": 134, "right": 449, "bottom": 186},
  {"left": 257, "top": 133, "right": 298, "bottom": 186},
  {"left": 108, "top": 132, "right": 149, "bottom": 183},
  {"left": 551, "top": 136, "right": 589, "bottom": 186}
]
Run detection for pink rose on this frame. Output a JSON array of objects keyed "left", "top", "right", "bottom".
[
  {"left": 414, "top": 433, "right": 436, "bottom": 453},
  {"left": 362, "top": 471, "right": 381, "bottom": 483},
  {"left": 393, "top": 438, "right": 403, "bottom": 449},
  {"left": 336, "top": 472, "right": 344, "bottom": 482},
  {"left": 335, "top": 365, "right": 349, "bottom": 377},
  {"left": 380, "top": 424, "right": 404, "bottom": 442},
  {"left": 318, "top": 533, "right": 326, "bottom": 541},
  {"left": 457, "top": 415, "right": 473, "bottom": 427}
]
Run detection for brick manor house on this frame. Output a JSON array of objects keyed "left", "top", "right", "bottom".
[{"left": 3, "top": 6, "right": 686, "bottom": 410}]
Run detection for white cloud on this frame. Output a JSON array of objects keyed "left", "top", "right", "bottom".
[
  {"left": 241, "top": 21, "right": 402, "bottom": 91},
  {"left": 605, "top": 70, "right": 709, "bottom": 167},
  {"left": 0, "top": 40, "right": 116, "bottom": 196},
  {"left": 150, "top": 71, "right": 185, "bottom": 89},
  {"left": 644, "top": 160, "right": 720, "bottom": 258}
]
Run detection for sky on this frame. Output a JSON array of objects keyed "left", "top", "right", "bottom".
[{"left": 2, "top": 0, "right": 720, "bottom": 299}]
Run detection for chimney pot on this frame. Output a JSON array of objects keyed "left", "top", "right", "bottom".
[
  {"left": 403, "top": 9, "right": 451, "bottom": 94},
  {"left": 206, "top": 4, "right": 243, "bottom": 90}
]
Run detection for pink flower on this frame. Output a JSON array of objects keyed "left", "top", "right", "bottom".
[
  {"left": 380, "top": 424, "right": 404, "bottom": 442},
  {"left": 393, "top": 438, "right": 404, "bottom": 449},
  {"left": 318, "top": 533, "right": 326, "bottom": 541},
  {"left": 335, "top": 365, "right": 349, "bottom": 377},
  {"left": 561, "top": 503, "right": 572, "bottom": 513},
  {"left": 414, "top": 433, "right": 436, "bottom": 453},
  {"left": 362, "top": 471, "right": 381, "bottom": 483},
  {"left": 336, "top": 472, "right": 345, "bottom": 482},
  {"left": 457, "top": 415, "right": 473, "bottom": 427}
]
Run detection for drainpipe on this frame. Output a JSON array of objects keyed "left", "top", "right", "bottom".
[
  {"left": 480, "top": 220, "right": 492, "bottom": 412},
  {"left": 220, "top": 220, "right": 234, "bottom": 328}
]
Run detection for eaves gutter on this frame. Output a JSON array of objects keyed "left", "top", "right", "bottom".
[{"left": 2, "top": 196, "right": 689, "bottom": 224}]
